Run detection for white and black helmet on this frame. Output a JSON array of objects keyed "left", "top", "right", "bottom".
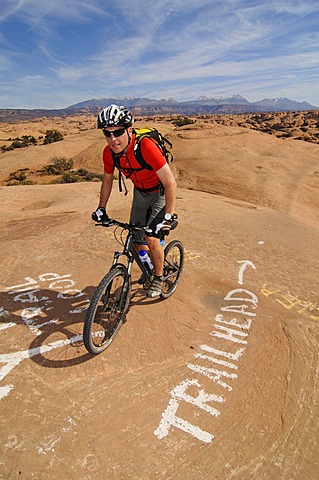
[{"left": 97, "top": 104, "right": 134, "bottom": 129}]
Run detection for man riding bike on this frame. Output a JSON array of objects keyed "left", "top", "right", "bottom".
[{"left": 92, "top": 104, "right": 177, "bottom": 298}]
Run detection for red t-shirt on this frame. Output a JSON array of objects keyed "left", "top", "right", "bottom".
[{"left": 103, "top": 133, "right": 166, "bottom": 190}]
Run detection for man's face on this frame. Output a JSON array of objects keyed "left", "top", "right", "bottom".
[{"left": 102, "top": 126, "right": 132, "bottom": 154}]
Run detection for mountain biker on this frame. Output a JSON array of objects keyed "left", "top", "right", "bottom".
[{"left": 92, "top": 104, "right": 177, "bottom": 298}]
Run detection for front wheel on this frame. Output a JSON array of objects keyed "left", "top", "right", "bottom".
[
  {"left": 83, "top": 267, "right": 131, "bottom": 354},
  {"left": 161, "top": 239, "right": 184, "bottom": 299}
]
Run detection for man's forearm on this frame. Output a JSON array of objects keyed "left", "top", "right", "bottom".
[
  {"left": 99, "top": 174, "right": 113, "bottom": 207},
  {"left": 164, "top": 183, "right": 176, "bottom": 215}
]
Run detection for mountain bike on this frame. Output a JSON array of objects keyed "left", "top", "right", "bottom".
[{"left": 83, "top": 217, "right": 184, "bottom": 355}]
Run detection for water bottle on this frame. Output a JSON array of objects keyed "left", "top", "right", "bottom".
[{"left": 139, "top": 250, "right": 153, "bottom": 272}]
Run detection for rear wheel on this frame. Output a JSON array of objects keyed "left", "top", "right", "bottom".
[
  {"left": 83, "top": 267, "right": 131, "bottom": 354},
  {"left": 161, "top": 239, "right": 184, "bottom": 299}
]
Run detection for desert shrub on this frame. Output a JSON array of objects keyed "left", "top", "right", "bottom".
[
  {"left": 6, "top": 180, "right": 23, "bottom": 186},
  {"left": 19, "top": 179, "right": 36, "bottom": 185},
  {"left": 86, "top": 172, "right": 103, "bottom": 181},
  {"left": 7, "top": 168, "right": 30, "bottom": 182},
  {"left": 53, "top": 169, "right": 103, "bottom": 184},
  {"left": 59, "top": 172, "right": 79, "bottom": 183},
  {"left": 5, "top": 168, "right": 36, "bottom": 185},
  {"left": 75, "top": 168, "right": 103, "bottom": 181},
  {"left": 281, "top": 132, "right": 293, "bottom": 138},
  {"left": 4, "top": 135, "right": 37, "bottom": 150},
  {"left": 22, "top": 135, "right": 37, "bottom": 144},
  {"left": 75, "top": 168, "right": 87, "bottom": 175},
  {"left": 10, "top": 139, "right": 27, "bottom": 148},
  {"left": 43, "top": 129, "right": 64, "bottom": 144},
  {"left": 172, "top": 116, "right": 196, "bottom": 127},
  {"left": 1, "top": 145, "right": 12, "bottom": 152},
  {"left": 45, "top": 156, "right": 74, "bottom": 175},
  {"left": 43, "top": 160, "right": 102, "bottom": 184}
]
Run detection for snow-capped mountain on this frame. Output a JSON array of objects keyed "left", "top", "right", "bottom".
[
  {"left": 66, "top": 95, "right": 316, "bottom": 113},
  {"left": 194, "top": 94, "right": 250, "bottom": 105},
  {"left": 1, "top": 95, "right": 317, "bottom": 121}
]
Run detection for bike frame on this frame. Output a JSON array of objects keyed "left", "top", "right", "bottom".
[
  {"left": 107, "top": 222, "right": 154, "bottom": 286},
  {"left": 100, "top": 216, "right": 179, "bottom": 286}
]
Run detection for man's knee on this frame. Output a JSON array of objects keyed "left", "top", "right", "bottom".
[{"left": 146, "top": 236, "right": 159, "bottom": 249}]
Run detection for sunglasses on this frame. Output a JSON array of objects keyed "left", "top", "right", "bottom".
[{"left": 102, "top": 128, "right": 127, "bottom": 138}]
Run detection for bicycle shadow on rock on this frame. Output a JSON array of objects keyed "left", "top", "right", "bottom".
[
  {"left": 0, "top": 278, "right": 167, "bottom": 371},
  {"left": 0, "top": 287, "right": 96, "bottom": 369},
  {"left": 27, "top": 283, "right": 162, "bottom": 367}
]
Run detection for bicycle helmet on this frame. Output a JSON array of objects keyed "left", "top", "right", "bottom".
[{"left": 97, "top": 104, "right": 134, "bottom": 129}]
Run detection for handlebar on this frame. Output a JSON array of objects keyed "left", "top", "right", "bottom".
[
  {"left": 96, "top": 215, "right": 178, "bottom": 237},
  {"left": 97, "top": 219, "right": 145, "bottom": 231}
]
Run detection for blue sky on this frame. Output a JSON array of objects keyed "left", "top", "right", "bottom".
[{"left": 1, "top": 0, "right": 319, "bottom": 109}]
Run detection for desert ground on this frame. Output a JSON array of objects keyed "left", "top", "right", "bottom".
[{"left": 0, "top": 112, "right": 318, "bottom": 479}]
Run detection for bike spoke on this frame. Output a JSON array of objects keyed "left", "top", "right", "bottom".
[
  {"left": 161, "top": 240, "right": 184, "bottom": 298},
  {"left": 83, "top": 269, "right": 130, "bottom": 354}
]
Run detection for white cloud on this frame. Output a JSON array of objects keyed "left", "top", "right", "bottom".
[
  {"left": 1, "top": 0, "right": 319, "bottom": 107},
  {"left": 275, "top": 1, "right": 319, "bottom": 16},
  {"left": 0, "top": 0, "right": 107, "bottom": 23},
  {"left": 56, "top": 65, "right": 87, "bottom": 82},
  {"left": 0, "top": 53, "right": 12, "bottom": 70}
]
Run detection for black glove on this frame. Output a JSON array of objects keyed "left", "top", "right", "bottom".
[{"left": 91, "top": 206, "right": 109, "bottom": 223}]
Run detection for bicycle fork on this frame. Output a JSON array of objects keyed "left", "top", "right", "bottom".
[{"left": 112, "top": 252, "right": 133, "bottom": 313}]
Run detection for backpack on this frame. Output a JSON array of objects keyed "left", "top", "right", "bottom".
[
  {"left": 112, "top": 127, "right": 173, "bottom": 195},
  {"left": 133, "top": 127, "right": 173, "bottom": 168}
]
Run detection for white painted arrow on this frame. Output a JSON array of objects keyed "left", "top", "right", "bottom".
[{"left": 237, "top": 260, "right": 256, "bottom": 285}]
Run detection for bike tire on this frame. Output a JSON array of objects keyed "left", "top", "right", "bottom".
[
  {"left": 83, "top": 267, "right": 131, "bottom": 354},
  {"left": 161, "top": 239, "right": 184, "bottom": 299}
]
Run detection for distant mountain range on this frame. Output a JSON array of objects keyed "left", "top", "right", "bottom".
[{"left": 0, "top": 95, "right": 318, "bottom": 121}]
